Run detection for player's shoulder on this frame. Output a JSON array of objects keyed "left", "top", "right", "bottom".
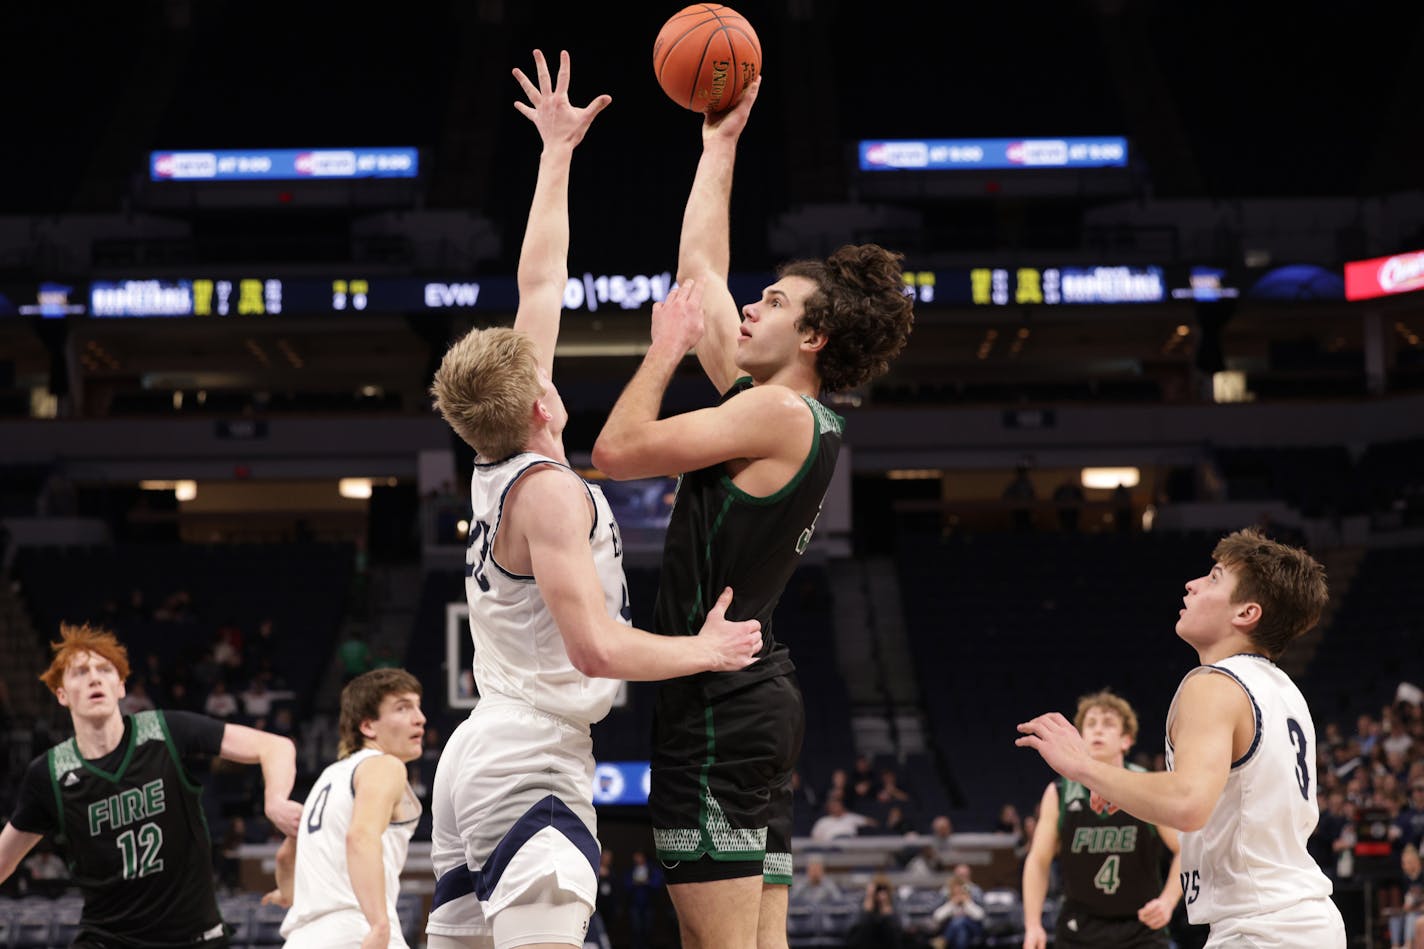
[
  {"left": 504, "top": 461, "right": 588, "bottom": 512},
  {"left": 352, "top": 752, "right": 410, "bottom": 791}
]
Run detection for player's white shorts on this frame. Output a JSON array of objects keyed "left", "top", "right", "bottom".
[
  {"left": 1203, "top": 897, "right": 1346, "bottom": 948},
  {"left": 426, "top": 696, "right": 600, "bottom": 947},
  {"left": 281, "top": 908, "right": 407, "bottom": 948}
]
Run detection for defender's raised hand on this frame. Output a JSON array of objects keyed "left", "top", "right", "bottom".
[{"left": 512, "top": 49, "right": 612, "bottom": 149}]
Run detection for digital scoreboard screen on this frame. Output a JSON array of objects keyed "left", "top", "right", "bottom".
[
  {"left": 149, "top": 148, "right": 419, "bottom": 181},
  {"left": 859, "top": 137, "right": 1128, "bottom": 172}
]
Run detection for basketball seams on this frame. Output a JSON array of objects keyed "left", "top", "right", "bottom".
[{"left": 655, "top": 5, "right": 759, "bottom": 113}]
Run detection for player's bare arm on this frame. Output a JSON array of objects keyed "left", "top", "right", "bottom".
[
  {"left": 1137, "top": 824, "right": 1183, "bottom": 929},
  {"left": 508, "top": 465, "right": 761, "bottom": 679},
  {"left": 0, "top": 825, "right": 42, "bottom": 885},
  {"left": 262, "top": 835, "right": 296, "bottom": 908},
  {"left": 510, "top": 49, "right": 611, "bottom": 375},
  {"left": 676, "top": 76, "right": 762, "bottom": 394},
  {"left": 219, "top": 723, "right": 303, "bottom": 837},
  {"left": 1020, "top": 781, "right": 1060, "bottom": 949},
  {"left": 1017, "top": 672, "right": 1247, "bottom": 831},
  {"left": 593, "top": 280, "right": 812, "bottom": 485},
  {"left": 348, "top": 753, "right": 409, "bottom": 947}
]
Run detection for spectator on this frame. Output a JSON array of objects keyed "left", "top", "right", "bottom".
[
  {"left": 811, "top": 794, "right": 875, "bottom": 843},
  {"left": 877, "top": 769, "right": 912, "bottom": 809},
  {"left": 1395, "top": 782, "right": 1424, "bottom": 852},
  {"left": 1358, "top": 713, "right": 1382, "bottom": 757},
  {"left": 847, "top": 879, "right": 907, "bottom": 949},
  {"left": 337, "top": 632, "right": 372, "bottom": 684},
  {"left": 240, "top": 676, "right": 274, "bottom": 719},
  {"left": 883, "top": 805, "right": 912, "bottom": 835},
  {"left": 790, "top": 855, "right": 843, "bottom": 905},
  {"left": 791, "top": 770, "right": 819, "bottom": 830},
  {"left": 951, "top": 863, "right": 984, "bottom": 905},
  {"left": 927, "top": 877, "right": 985, "bottom": 949},
  {"left": 850, "top": 754, "right": 877, "bottom": 809},
  {"left": 204, "top": 680, "right": 239, "bottom": 720},
  {"left": 269, "top": 706, "right": 295, "bottom": 739},
  {"left": 595, "top": 849, "right": 622, "bottom": 937},
  {"left": 905, "top": 843, "right": 943, "bottom": 879},
  {"left": 1387, "top": 844, "right": 1423, "bottom": 949},
  {"left": 623, "top": 850, "right": 662, "bottom": 949},
  {"left": 995, "top": 803, "right": 1024, "bottom": 846},
  {"left": 824, "top": 767, "right": 850, "bottom": 806},
  {"left": 211, "top": 625, "right": 243, "bottom": 669}
]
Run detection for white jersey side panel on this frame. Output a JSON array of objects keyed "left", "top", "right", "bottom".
[
  {"left": 281, "top": 748, "right": 422, "bottom": 943},
  {"left": 465, "top": 453, "right": 625, "bottom": 725},
  {"left": 1164, "top": 654, "right": 1333, "bottom": 926}
]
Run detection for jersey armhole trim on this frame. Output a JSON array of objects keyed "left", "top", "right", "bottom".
[
  {"left": 156, "top": 710, "right": 207, "bottom": 794},
  {"left": 717, "top": 397, "right": 820, "bottom": 506},
  {"left": 1203, "top": 665, "right": 1263, "bottom": 769},
  {"left": 46, "top": 746, "right": 67, "bottom": 839},
  {"left": 490, "top": 459, "right": 594, "bottom": 582}
]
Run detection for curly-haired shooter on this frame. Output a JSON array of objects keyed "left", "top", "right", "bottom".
[{"left": 593, "top": 75, "right": 914, "bottom": 949}]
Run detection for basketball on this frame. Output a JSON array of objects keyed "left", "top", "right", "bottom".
[{"left": 653, "top": 5, "right": 762, "bottom": 113}]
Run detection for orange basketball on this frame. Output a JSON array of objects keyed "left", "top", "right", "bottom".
[{"left": 653, "top": 5, "right": 762, "bottom": 113}]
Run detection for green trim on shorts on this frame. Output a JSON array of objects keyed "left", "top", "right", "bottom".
[
  {"left": 653, "top": 702, "right": 768, "bottom": 863},
  {"left": 763, "top": 851, "right": 793, "bottom": 885}
]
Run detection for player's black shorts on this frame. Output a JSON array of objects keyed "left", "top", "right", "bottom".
[
  {"left": 649, "top": 673, "right": 804, "bottom": 885},
  {"left": 1055, "top": 906, "right": 1169, "bottom": 949}
]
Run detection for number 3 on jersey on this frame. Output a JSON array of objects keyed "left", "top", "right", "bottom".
[{"left": 1287, "top": 717, "right": 1310, "bottom": 800}]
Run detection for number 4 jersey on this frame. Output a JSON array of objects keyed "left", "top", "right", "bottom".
[
  {"left": 1165, "top": 654, "right": 1334, "bottom": 926},
  {"left": 12, "top": 709, "right": 228, "bottom": 946},
  {"left": 1057, "top": 766, "right": 1166, "bottom": 918}
]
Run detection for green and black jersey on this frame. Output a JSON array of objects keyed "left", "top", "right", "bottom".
[
  {"left": 11, "top": 710, "right": 227, "bottom": 947},
  {"left": 1058, "top": 768, "right": 1166, "bottom": 919},
  {"left": 653, "top": 376, "right": 844, "bottom": 699}
]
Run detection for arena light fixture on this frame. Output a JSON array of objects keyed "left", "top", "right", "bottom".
[
  {"left": 339, "top": 478, "right": 373, "bottom": 499},
  {"left": 174, "top": 481, "right": 198, "bottom": 502},
  {"left": 1080, "top": 467, "right": 1139, "bottom": 489}
]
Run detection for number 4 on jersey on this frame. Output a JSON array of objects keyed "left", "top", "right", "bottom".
[{"left": 1093, "top": 854, "right": 1121, "bottom": 894}]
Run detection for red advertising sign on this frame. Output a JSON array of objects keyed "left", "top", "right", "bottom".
[{"left": 1345, "top": 249, "right": 1424, "bottom": 301}]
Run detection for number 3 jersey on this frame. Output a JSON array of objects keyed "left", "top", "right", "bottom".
[
  {"left": 1164, "top": 653, "right": 1333, "bottom": 925},
  {"left": 281, "top": 748, "right": 422, "bottom": 944},
  {"left": 464, "top": 452, "right": 624, "bottom": 726},
  {"left": 11, "top": 709, "right": 227, "bottom": 946},
  {"left": 1057, "top": 767, "right": 1166, "bottom": 917}
]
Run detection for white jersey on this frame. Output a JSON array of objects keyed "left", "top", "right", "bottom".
[
  {"left": 464, "top": 452, "right": 625, "bottom": 725},
  {"left": 281, "top": 748, "right": 422, "bottom": 945},
  {"left": 1165, "top": 654, "right": 1334, "bottom": 927}
]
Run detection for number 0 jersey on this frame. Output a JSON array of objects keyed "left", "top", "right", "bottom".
[
  {"left": 1165, "top": 654, "right": 1333, "bottom": 925},
  {"left": 464, "top": 452, "right": 625, "bottom": 725},
  {"left": 281, "top": 748, "right": 422, "bottom": 944}
]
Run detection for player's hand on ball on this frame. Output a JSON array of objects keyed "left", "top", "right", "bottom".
[
  {"left": 1090, "top": 790, "right": 1120, "bottom": 816},
  {"left": 512, "top": 50, "right": 612, "bottom": 149},
  {"left": 698, "top": 586, "right": 762, "bottom": 671},
  {"left": 704, "top": 75, "right": 761, "bottom": 144},
  {"left": 651, "top": 278, "right": 705, "bottom": 353},
  {"left": 265, "top": 797, "right": 305, "bottom": 838}
]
